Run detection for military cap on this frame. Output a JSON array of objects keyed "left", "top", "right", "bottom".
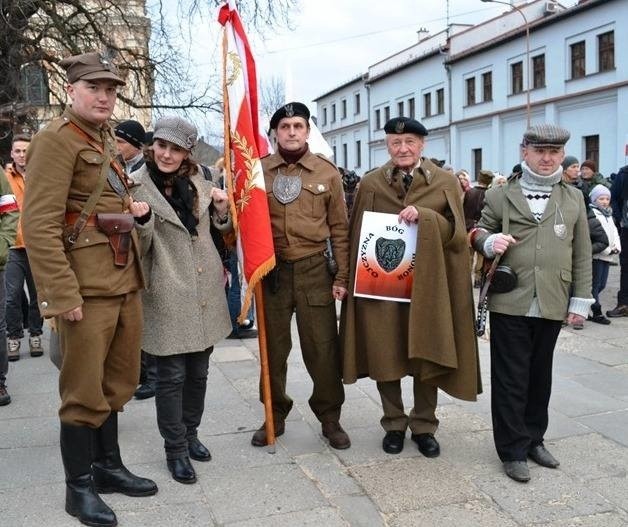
[
  {"left": 59, "top": 51, "right": 125, "bottom": 85},
  {"left": 153, "top": 115, "right": 198, "bottom": 151},
  {"left": 269, "top": 102, "right": 310, "bottom": 130},
  {"left": 522, "top": 124, "right": 570, "bottom": 147},
  {"left": 478, "top": 169, "right": 494, "bottom": 186},
  {"left": 384, "top": 117, "right": 428, "bottom": 136},
  {"left": 115, "top": 120, "right": 146, "bottom": 149}
]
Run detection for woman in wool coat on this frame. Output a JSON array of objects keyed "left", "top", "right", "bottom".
[{"left": 131, "top": 116, "right": 232, "bottom": 485}]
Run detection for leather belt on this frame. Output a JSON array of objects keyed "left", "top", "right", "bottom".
[{"left": 65, "top": 212, "right": 98, "bottom": 227}]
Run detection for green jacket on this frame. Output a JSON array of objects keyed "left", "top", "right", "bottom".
[
  {"left": 474, "top": 177, "right": 592, "bottom": 321},
  {"left": 0, "top": 167, "right": 19, "bottom": 270}
]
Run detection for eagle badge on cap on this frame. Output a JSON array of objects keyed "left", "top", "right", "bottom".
[
  {"left": 284, "top": 104, "right": 294, "bottom": 117},
  {"left": 395, "top": 121, "right": 405, "bottom": 134}
]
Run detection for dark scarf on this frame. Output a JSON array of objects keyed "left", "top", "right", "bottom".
[
  {"left": 147, "top": 160, "right": 199, "bottom": 236},
  {"left": 590, "top": 203, "right": 613, "bottom": 217},
  {"left": 278, "top": 144, "right": 309, "bottom": 165}
]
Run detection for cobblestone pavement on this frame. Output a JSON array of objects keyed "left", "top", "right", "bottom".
[{"left": 1, "top": 266, "right": 627, "bottom": 526}]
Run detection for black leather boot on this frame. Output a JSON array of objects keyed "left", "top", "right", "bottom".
[
  {"left": 60, "top": 423, "right": 117, "bottom": 527},
  {"left": 92, "top": 412, "right": 158, "bottom": 497}
]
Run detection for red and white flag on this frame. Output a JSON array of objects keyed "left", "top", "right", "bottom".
[{"left": 218, "top": 0, "right": 275, "bottom": 321}]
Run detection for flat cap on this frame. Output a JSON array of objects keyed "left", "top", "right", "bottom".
[
  {"left": 153, "top": 115, "right": 198, "bottom": 151},
  {"left": 115, "top": 120, "right": 146, "bottom": 149},
  {"left": 59, "top": 51, "right": 125, "bottom": 85},
  {"left": 384, "top": 117, "right": 428, "bottom": 136},
  {"left": 269, "top": 102, "right": 310, "bottom": 130},
  {"left": 522, "top": 124, "right": 570, "bottom": 147},
  {"left": 478, "top": 169, "right": 494, "bottom": 186}
]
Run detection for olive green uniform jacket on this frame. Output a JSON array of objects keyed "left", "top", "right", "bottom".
[
  {"left": 340, "top": 158, "right": 481, "bottom": 402},
  {"left": 22, "top": 108, "right": 143, "bottom": 317},
  {"left": 262, "top": 149, "right": 349, "bottom": 286},
  {"left": 473, "top": 177, "right": 592, "bottom": 320}
]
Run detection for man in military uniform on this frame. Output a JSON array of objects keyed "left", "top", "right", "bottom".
[
  {"left": 341, "top": 117, "right": 481, "bottom": 458},
  {"left": 251, "top": 101, "right": 351, "bottom": 450},
  {"left": 22, "top": 52, "right": 157, "bottom": 527},
  {"left": 470, "top": 124, "right": 592, "bottom": 482}
]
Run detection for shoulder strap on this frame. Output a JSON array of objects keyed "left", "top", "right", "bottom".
[{"left": 66, "top": 126, "right": 113, "bottom": 245}]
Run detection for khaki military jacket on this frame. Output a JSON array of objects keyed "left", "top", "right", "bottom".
[
  {"left": 340, "top": 158, "right": 481, "bottom": 402},
  {"left": 474, "top": 177, "right": 592, "bottom": 320},
  {"left": 23, "top": 108, "right": 143, "bottom": 317},
  {"left": 262, "top": 148, "right": 349, "bottom": 287}
]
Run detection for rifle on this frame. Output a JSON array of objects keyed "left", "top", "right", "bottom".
[{"left": 475, "top": 255, "right": 502, "bottom": 337}]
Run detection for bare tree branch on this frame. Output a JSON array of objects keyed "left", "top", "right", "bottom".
[{"left": 0, "top": 0, "right": 299, "bottom": 158}]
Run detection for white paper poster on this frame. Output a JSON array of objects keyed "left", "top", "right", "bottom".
[{"left": 353, "top": 211, "right": 418, "bottom": 302}]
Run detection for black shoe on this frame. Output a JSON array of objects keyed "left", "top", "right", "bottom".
[
  {"left": 382, "top": 430, "right": 405, "bottom": 454},
  {"left": 66, "top": 475, "right": 118, "bottom": 527},
  {"left": 167, "top": 457, "right": 197, "bottom": 484},
  {"left": 134, "top": 384, "right": 155, "bottom": 400},
  {"left": 226, "top": 328, "right": 258, "bottom": 339},
  {"left": 589, "top": 314, "right": 611, "bottom": 325},
  {"left": 503, "top": 460, "right": 530, "bottom": 482},
  {"left": 188, "top": 437, "right": 211, "bottom": 462},
  {"left": 606, "top": 305, "right": 628, "bottom": 318},
  {"left": 411, "top": 433, "right": 440, "bottom": 458},
  {"left": 528, "top": 444, "right": 560, "bottom": 468}
]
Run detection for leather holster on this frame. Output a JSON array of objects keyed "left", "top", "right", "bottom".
[{"left": 96, "top": 213, "right": 135, "bottom": 267}]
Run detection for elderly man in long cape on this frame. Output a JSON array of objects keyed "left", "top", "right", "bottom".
[{"left": 340, "top": 117, "right": 481, "bottom": 457}]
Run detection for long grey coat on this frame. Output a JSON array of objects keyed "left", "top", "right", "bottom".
[{"left": 131, "top": 166, "right": 232, "bottom": 356}]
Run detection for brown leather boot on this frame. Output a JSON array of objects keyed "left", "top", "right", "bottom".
[
  {"left": 322, "top": 421, "right": 351, "bottom": 450},
  {"left": 251, "top": 420, "right": 285, "bottom": 447}
]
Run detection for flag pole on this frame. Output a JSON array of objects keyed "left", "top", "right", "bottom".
[
  {"left": 220, "top": 10, "right": 275, "bottom": 451},
  {"left": 254, "top": 283, "right": 275, "bottom": 452}
]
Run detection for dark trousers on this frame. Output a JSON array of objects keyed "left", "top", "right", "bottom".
[
  {"left": 489, "top": 312, "right": 562, "bottom": 462},
  {"left": 154, "top": 349, "right": 211, "bottom": 459},
  {"left": 261, "top": 254, "right": 345, "bottom": 424},
  {"left": 618, "top": 227, "right": 628, "bottom": 305},
  {"left": 0, "top": 270, "right": 7, "bottom": 385},
  {"left": 591, "top": 259, "right": 610, "bottom": 314},
  {"left": 5, "top": 249, "right": 43, "bottom": 338}
]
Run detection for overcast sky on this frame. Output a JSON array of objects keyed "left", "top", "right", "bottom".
[{"left": 183, "top": 0, "right": 579, "bottom": 137}]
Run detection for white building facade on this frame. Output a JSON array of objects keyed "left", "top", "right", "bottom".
[
  {"left": 315, "top": 77, "right": 369, "bottom": 173},
  {"left": 315, "top": 0, "right": 627, "bottom": 179}
]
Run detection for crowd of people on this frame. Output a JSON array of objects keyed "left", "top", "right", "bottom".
[{"left": 0, "top": 50, "right": 627, "bottom": 526}]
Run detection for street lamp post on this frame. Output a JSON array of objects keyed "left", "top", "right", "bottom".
[{"left": 481, "top": 0, "right": 531, "bottom": 128}]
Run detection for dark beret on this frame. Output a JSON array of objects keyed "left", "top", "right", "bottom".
[
  {"left": 114, "top": 120, "right": 146, "bottom": 149},
  {"left": 522, "top": 124, "right": 570, "bottom": 147},
  {"left": 59, "top": 51, "right": 125, "bottom": 85},
  {"left": 384, "top": 117, "right": 428, "bottom": 136},
  {"left": 269, "top": 102, "right": 310, "bottom": 129}
]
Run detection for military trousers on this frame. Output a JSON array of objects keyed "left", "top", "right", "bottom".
[
  {"left": 376, "top": 378, "right": 439, "bottom": 434},
  {"left": 489, "top": 312, "right": 561, "bottom": 462},
  {"left": 58, "top": 291, "right": 142, "bottom": 427},
  {"left": 261, "top": 253, "right": 345, "bottom": 424}
]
